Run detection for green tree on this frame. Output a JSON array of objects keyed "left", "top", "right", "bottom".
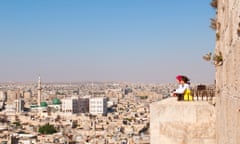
[{"left": 38, "top": 123, "right": 57, "bottom": 134}]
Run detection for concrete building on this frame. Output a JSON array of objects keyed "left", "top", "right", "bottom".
[
  {"left": 0, "top": 91, "right": 7, "bottom": 101},
  {"left": 89, "top": 97, "right": 107, "bottom": 115},
  {"left": 61, "top": 97, "right": 89, "bottom": 114},
  {"left": 10, "top": 133, "right": 37, "bottom": 144},
  {"left": 15, "top": 98, "right": 25, "bottom": 113},
  {"left": 0, "top": 91, "right": 6, "bottom": 110},
  {"left": 4, "top": 103, "right": 16, "bottom": 114},
  {"left": 61, "top": 97, "right": 79, "bottom": 114},
  {"left": 23, "top": 90, "right": 32, "bottom": 99},
  {"left": 6, "top": 90, "right": 19, "bottom": 102},
  {"left": 77, "top": 97, "right": 89, "bottom": 113},
  {"left": 4, "top": 99, "right": 25, "bottom": 113}
]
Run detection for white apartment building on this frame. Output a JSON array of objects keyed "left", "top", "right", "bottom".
[
  {"left": 89, "top": 97, "right": 108, "bottom": 115},
  {"left": 61, "top": 97, "right": 89, "bottom": 114},
  {"left": 61, "top": 97, "right": 78, "bottom": 114},
  {"left": 4, "top": 99, "right": 25, "bottom": 113}
]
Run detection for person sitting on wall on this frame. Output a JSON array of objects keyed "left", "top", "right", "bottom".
[{"left": 172, "top": 75, "right": 191, "bottom": 101}]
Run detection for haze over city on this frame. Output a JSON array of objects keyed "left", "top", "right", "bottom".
[{"left": 0, "top": 0, "right": 215, "bottom": 83}]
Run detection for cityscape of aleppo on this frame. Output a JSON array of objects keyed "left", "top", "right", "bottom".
[
  {"left": 0, "top": 76, "right": 215, "bottom": 144},
  {"left": 1, "top": 0, "right": 240, "bottom": 144},
  {"left": 0, "top": 76, "right": 158, "bottom": 144}
]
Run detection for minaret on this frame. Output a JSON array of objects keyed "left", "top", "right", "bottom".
[{"left": 37, "top": 75, "right": 42, "bottom": 106}]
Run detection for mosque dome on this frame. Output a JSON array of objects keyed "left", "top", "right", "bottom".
[
  {"left": 40, "top": 101, "right": 48, "bottom": 107},
  {"left": 52, "top": 98, "right": 61, "bottom": 105}
]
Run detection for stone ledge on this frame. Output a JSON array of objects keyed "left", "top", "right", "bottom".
[{"left": 150, "top": 97, "right": 216, "bottom": 144}]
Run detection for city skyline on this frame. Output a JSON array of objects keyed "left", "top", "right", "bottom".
[{"left": 0, "top": 0, "right": 215, "bottom": 83}]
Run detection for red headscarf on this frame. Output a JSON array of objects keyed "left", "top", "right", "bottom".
[{"left": 176, "top": 75, "right": 182, "bottom": 81}]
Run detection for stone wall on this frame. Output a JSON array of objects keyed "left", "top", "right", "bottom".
[
  {"left": 215, "top": 0, "right": 240, "bottom": 144},
  {"left": 150, "top": 98, "right": 216, "bottom": 144}
]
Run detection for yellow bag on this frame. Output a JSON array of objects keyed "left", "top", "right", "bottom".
[{"left": 184, "top": 89, "right": 193, "bottom": 101}]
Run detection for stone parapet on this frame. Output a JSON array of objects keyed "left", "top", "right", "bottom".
[{"left": 150, "top": 97, "right": 216, "bottom": 144}]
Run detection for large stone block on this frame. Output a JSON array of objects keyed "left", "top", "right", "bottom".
[{"left": 150, "top": 97, "right": 216, "bottom": 144}]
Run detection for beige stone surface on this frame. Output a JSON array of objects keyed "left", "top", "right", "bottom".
[
  {"left": 215, "top": 0, "right": 240, "bottom": 144},
  {"left": 150, "top": 97, "right": 216, "bottom": 144}
]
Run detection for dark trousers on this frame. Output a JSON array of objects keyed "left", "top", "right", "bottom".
[{"left": 176, "top": 94, "right": 184, "bottom": 101}]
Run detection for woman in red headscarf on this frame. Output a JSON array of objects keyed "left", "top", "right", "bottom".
[{"left": 172, "top": 75, "right": 190, "bottom": 101}]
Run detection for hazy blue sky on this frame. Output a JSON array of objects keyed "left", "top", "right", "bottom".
[{"left": 0, "top": 0, "right": 216, "bottom": 83}]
